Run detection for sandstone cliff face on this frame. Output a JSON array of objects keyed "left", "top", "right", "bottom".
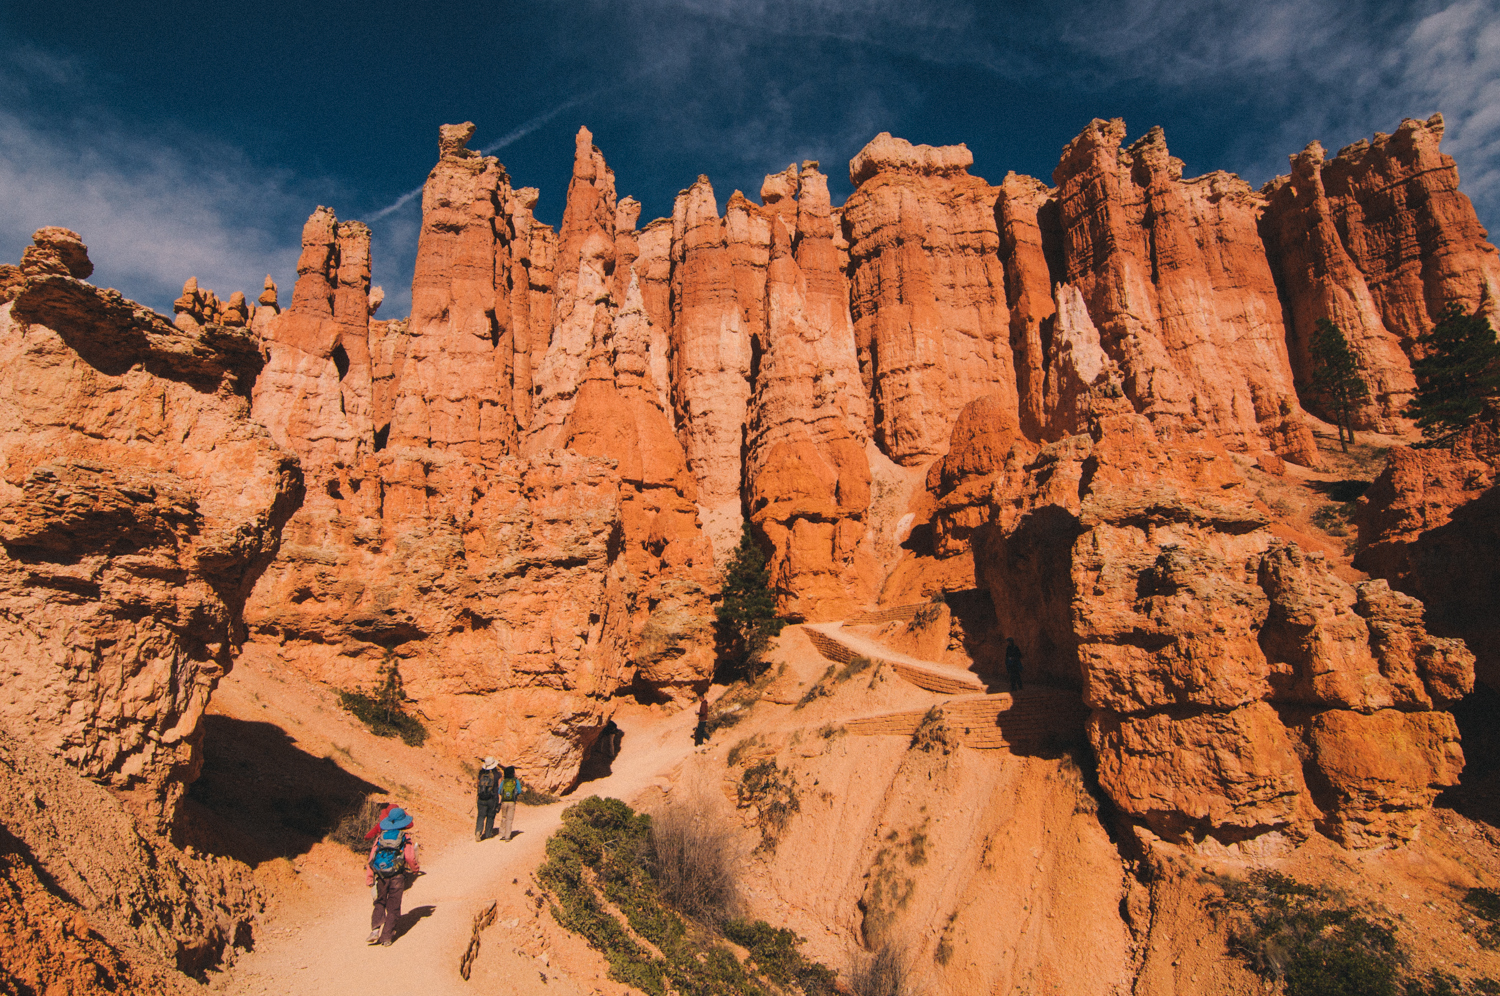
[
  {"left": 1046, "top": 121, "right": 1317, "bottom": 464},
  {"left": 968, "top": 409, "right": 1471, "bottom": 847},
  {"left": 844, "top": 134, "right": 1017, "bottom": 465},
  {"left": 1261, "top": 114, "right": 1500, "bottom": 430},
  {"left": 236, "top": 112, "right": 1497, "bottom": 799},
  {"left": 394, "top": 122, "right": 523, "bottom": 458},
  {"left": 667, "top": 176, "right": 761, "bottom": 561},
  {"left": 0, "top": 231, "right": 301, "bottom": 830},
  {"left": 1352, "top": 405, "right": 1500, "bottom": 690},
  {"left": 746, "top": 180, "right": 876, "bottom": 620},
  {"left": 245, "top": 127, "right": 717, "bottom": 785}
]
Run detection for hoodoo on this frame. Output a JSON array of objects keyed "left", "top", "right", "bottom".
[{"left": 5, "top": 107, "right": 1500, "bottom": 996}]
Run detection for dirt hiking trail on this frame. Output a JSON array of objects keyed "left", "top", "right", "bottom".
[{"left": 204, "top": 662, "right": 704, "bottom": 996}]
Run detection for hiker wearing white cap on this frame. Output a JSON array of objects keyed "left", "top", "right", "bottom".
[{"left": 475, "top": 757, "right": 501, "bottom": 841}]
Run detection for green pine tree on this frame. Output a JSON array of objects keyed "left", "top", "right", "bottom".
[
  {"left": 1405, "top": 301, "right": 1500, "bottom": 449},
  {"left": 714, "top": 523, "right": 785, "bottom": 680},
  {"left": 1310, "top": 318, "right": 1370, "bottom": 452}
]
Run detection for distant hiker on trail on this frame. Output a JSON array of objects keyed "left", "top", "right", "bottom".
[
  {"left": 365, "top": 806, "right": 420, "bottom": 946},
  {"left": 475, "top": 757, "right": 501, "bottom": 841},
  {"left": 498, "top": 766, "right": 523, "bottom": 842},
  {"left": 1005, "top": 638, "right": 1024, "bottom": 692},
  {"left": 694, "top": 695, "right": 710, "bottom": 746}
]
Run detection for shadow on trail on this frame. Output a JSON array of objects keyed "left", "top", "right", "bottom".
[
  {"left": 393, "top": 905, "right": 436, "bottom": 941},
  {"left": 176, "top": 715, "right": 385, "bottom": 866}
]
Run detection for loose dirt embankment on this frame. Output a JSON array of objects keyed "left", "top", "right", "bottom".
[{"left": 204, "top": 616, "right": 1500, "bottom": 996}]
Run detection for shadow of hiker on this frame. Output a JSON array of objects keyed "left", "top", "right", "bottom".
[
  {"left": 176, "top": 715, "right": 385, "bottom": 866},
  {"left": 393, "top": 905, "right": 436, "bottom": 941}
]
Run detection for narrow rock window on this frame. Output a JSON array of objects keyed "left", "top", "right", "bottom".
[{"left": 331, "top": 343, "right": 350, "bottom": 380}]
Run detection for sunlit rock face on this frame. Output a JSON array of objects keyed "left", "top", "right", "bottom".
[
  {"left": 228, "top": 111, "right": 1496, "bottom": 811},
  {"left": 1260, "top": 114, "right": 1500, "bottom": 431},
  {"left": 0, "top": 229, "right": 300, "bottom": 830},
  {"left": 966, "top": 410, "right": 1470, "bottom": 847}
]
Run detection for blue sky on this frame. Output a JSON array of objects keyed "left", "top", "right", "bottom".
[{"left": 2, "top": 0, "right": 1497, "bottom": 318}]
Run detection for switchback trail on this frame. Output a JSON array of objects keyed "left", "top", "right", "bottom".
[{"left": 214, "top": 702, "right": 702, "bottom": 996}]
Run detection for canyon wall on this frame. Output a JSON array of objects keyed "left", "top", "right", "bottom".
[
  {"left": 229, "top": 112, "right": 1497, "bottom": 805},
  {"left": 0, "top": 230, "right": 301, "bottom": 830},
  {"left": 1352, "top": 403, "right": 1500, "bottom": 691},
  {"left": 1261, "top": 113, "right": 1500, "bottom": 430},
  {"left": 0, "top": 229, "right": 285, "bottom": 989},
  {"left": 961, "top": 406, "right": 1472, "bottom": 848}
]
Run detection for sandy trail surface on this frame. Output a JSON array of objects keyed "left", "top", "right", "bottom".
[{"left": 211, "top": 682, "right": 702, "bottom": 996}]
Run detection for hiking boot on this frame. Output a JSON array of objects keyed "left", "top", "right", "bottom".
[
  {"left": 474, "top": 831, "right": 482, "bottom": 842},
  {"left": 381, "top": 938, "right": 393, "bottom": 947},
  {"left": 367, "top": 929, "right": 381, "bottom": 944}
]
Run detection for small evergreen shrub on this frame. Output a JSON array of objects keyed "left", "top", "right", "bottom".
[
  {"left": 536, "top": 796, "right": 837, "bottom": 996},
  {"left": 716, "top": 524, "right": 787, "bottom": 682},
  {"left": 338, "top": 655, "right": 427, "bottom": 746}
]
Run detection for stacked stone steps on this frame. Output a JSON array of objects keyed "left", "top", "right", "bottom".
[
  {"left": 843, "top": 603, "right": 926, "bottom": 626},
  {"left": 802, "top": 623, "right": 985, "bottom": 696},
  {"left": 844, "top": 689, "right": 1088, "bottom": 751}
]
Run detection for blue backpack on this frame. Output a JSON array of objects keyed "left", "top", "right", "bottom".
[{"left": 370, "top": 829, "right": 407, "bottom": 877}]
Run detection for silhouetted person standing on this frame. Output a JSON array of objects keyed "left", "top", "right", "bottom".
[
  {"left": 694, "top": 695, "right": 710, "bottom": 746},
  {"left": 1005, "top": 638, "right": 1024, "bottom": 692}
]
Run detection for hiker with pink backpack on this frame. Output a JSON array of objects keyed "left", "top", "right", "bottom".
[{"left": 365, "top": 806, "right": 420, "bottom": 946}]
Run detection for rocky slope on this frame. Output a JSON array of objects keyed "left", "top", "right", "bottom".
[
  {"left": 0, "top": 229, "right": 290, "bottom": 991},
  {"left": 960, "top": 409, "right": 1471, "bottom": 848}
]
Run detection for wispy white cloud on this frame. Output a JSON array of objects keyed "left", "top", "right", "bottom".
[
  {"left": 0, "top": 47, "right": 319, "bottom": 316},
  {"left": 368, "top": 91, "right": 600, "bottom": 223}
]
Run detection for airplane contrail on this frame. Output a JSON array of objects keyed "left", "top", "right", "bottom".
[{"left": 367, "top": 93, "right": 595, "bottom": 221}]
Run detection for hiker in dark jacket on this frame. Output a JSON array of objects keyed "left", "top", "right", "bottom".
[
  {"left": 475, "top": 756, "right": 500, "bottom": 841},
  {"left": 1005, "top": 638, "right": 1024, "bottom": 692},
  {"left": 694, "top": 695, "right": 710, "bottom": 746},
  {"left": 498, "top": 766, "right": 523, "bottom": 842},
  {"left": 365, "top": 806, "right": 420, "bottom": 946}
]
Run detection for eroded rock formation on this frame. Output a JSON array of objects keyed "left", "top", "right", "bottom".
[
  {"left": 844, "top": 134, "right": 1017, "bottom": 464},
  {"left": 0, "top": 729, "right": 259, "bottom": 990},
  {"left": 245, "top": 127, "right": 717, "bottom": 786},
  {"left": 0, "top": 230, "right": 300, "bottom": 829},
  {"left": 1043, "top": 121, "right": 1317, "bottom": 464},
  {"left": 232, "top": 114, "right": 1500, "bottom": 794},
  {"left": 1261, "top": 114, "right": 1500, "bottom": 430},
  {"left": 967, "top": 409, "right": 1471, "bottom": 846},
  {"left": 0, "top": 231, "right": 279, "bottom": 990}
]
